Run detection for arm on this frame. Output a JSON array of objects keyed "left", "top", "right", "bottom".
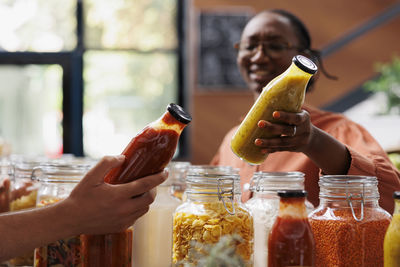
[
  {"left": 256, "top": 110, "right": 400, "bottom": 212},
  {"left": 0, "top": 155, "right": 167, "bottom": 262}
]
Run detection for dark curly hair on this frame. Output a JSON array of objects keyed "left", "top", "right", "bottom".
[{"left": 268, "top": 9, "right": 337, "bottom": 80}]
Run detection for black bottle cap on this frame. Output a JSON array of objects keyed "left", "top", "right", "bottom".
[
  {"left": 277, "top": 190, "right": 308, "bottom": 198},
  {"left": 292, "top": 55, "right": 318, "bottom": 74},
  {"left": 394, "top": 191, "right": 400, "bottom": 199},
  {"left": 167, "top": 103, "right": 192, "bottom": 124}
]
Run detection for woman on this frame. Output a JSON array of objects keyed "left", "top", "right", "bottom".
[{"left": 211, "top": 9, "right": 400, "bottom": 213}]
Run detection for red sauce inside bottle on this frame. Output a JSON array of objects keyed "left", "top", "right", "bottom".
[
  {"left": 268, "top": 198, "right": 315, "bottom": 267},
  {"left": 104, "top": 122, "right": 181, "bottom": 185},
  {"left": 80, "top": 229, "right": 133, "bottom": 267},
  {"left": 81, "top": 108, "right": 188, "bottom": 266}
]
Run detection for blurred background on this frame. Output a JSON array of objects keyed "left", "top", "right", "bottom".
[{"left": 0, "top": 0, "right": 400, "bottom": 166}]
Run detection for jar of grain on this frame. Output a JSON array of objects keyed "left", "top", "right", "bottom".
[
  {"left": 172, "top": 165, "right": 253, "bottom": 266},
  {"left": 308, "top": 175, "right": 391, "bottom": 267},
  {"left": 245, "top": 171, "right": 314, "bottom": 267}
]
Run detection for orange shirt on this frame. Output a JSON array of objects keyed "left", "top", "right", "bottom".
[{"left": 211, "top": 104, "right": 400, "bottom": 214}]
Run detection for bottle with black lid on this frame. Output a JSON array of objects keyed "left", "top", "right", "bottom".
[
  {"left": 81, "top": 103, "right": 191, "bottom": 266},
  {"left": 104, "top": 103, "right": 192, "bottom": 184},
  {"left": 268, "top": 190, "right": 315, "bottom": 267},
  {"left": 230, "top": 55, "right": 318, "bottom": 165}
]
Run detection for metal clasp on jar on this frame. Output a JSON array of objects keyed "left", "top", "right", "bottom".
[
  {"left": 346, "top": 182, "right": 365, "bottom": 222},
  {"left": 217, "top": 178, "right": 235, "bottom": 215}
]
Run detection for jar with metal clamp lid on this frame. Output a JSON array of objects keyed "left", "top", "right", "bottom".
[
  {"left": 308, "top": 175, "right": 391, "bottom": 267},
  {"left": 245, "top": 171, "right": 314, "bottom": 267},
  {"left": 172, "top": 165, "right": 254, "bottom": 266},
  {"left": 31, "top": 161, "right": 92, "bottom": 267}
]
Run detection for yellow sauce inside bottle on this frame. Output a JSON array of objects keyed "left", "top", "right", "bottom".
[{"left": 230, "top": 62, "right": 313, "bottom": 165}]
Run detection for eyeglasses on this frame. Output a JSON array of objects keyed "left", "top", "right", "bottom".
[{"left": 234, "top": 41, "right": 301, "bottom": 59}]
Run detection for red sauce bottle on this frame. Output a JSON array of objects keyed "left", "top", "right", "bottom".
[
  {"left": 268, "top": 190, "right": 315, "bottom": 267},
  {"left": 104, "top": 103, "right": 192, "bottom": 184},
  {"left": 80, "top": 103, "right": 191, "bottom": 267}
]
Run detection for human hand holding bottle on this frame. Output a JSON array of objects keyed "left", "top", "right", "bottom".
[
  {"left": 0, "top": 155, "right": 167, "bottom": 262},
  {"left": 254, "top": 109, "right": 313, "bottom": 154},
  {"left": 255, "top": 109, "right": 351, "bottom": 175},
  {"left": 63, "top": 155, "right": 168, "bottom": 234}
]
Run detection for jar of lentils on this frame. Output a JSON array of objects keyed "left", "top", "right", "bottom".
[{"left": 308, "top": 175, "right": 391, "bottom": 267}]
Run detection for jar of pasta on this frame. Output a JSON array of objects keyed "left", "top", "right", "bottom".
[
  {"left": 245, "top": 171, "right": 314, "bottom": 267},
  {"left": 172, "top": 165, "right": 253, "bottom": 266},
  {"left": 31, "top": 161, "right": 92, "bottom": 267},
  {"left": 8, "top": 155, "right": 46, "bottom": 266},
  {"left": 308, "top": 175, "right": 391, "bottom": 267}
]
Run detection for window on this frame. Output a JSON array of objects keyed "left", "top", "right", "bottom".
[{"left": 0, "top": 0, "right": 186, "bottom": 159}]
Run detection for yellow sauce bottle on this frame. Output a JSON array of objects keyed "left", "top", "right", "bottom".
[
  {"left": 384, "top": 191, "right": 400, "bottom": 266},
  {"left": 230, "top": 55, "right": 317, "bottom": 165}
]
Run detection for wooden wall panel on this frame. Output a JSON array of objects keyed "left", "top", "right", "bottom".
[{"left": 188, "top": 0, "right": 400, "bottom": 164}]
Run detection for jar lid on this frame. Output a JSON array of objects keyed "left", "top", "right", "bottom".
[
  {"left": 31, "top": 162, "right": 92, "bottom": 183},
  {"left": 277, "top": 190, "right": 307, "bottom": 198},
  {"left": 292, "top": 55, "right": 318, "bottom": 74},
  {"left": 249, "top": 171, "right": 305, "bottom": 193},
  {"left": 162, "top": 161, "right": 191, "bottom": 186},
  {"left": 167, "top": 103, "right": 192, "bottom": 124},
  {"left": 319, "top": 175, "right": 379, "bottom": 222}
]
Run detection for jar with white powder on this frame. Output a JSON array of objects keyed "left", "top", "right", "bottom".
[{"left": 245, "top": 171, "right": 314, "bottom": 267}]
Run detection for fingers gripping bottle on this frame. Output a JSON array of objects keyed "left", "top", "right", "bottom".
[{"left": 230, "top": 55, "right": 317, "bottom": 165}]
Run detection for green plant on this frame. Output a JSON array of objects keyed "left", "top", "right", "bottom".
[
  {"left": 364, "top": 56, "right": 400, "bottom": 115},
  {"left": 175, "top": 235, "right": 247, "bottom": 267},
  {"left": 389, "top": 153, "right": 400, "bottom": 171}
]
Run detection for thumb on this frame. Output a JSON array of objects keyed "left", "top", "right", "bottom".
[{"left": 81, "top": 155, "right": 125, "bottom": 185}]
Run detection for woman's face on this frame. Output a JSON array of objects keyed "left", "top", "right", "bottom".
[{"left": 237, "top": 12, "right": 301, "bottom": 96}]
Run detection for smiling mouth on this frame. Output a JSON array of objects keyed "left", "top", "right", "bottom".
[{"left": 252, "top": 70, "right": 270, "bottom": 76}]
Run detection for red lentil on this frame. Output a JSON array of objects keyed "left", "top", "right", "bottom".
[{"left": 309, "top": 207, "right": 390, "bottom": 267}]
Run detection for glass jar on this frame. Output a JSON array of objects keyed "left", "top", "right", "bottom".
[
  {"left": 308, "top": 175, "right": 391, "bottom": 267},
  {"left": 0, "top": 158, "right": 12, "bottom": 267},
  {"left": 0, "top": 158, "right": 12, "bottom": 213},
  {"left": 384, "top": 191, "right": 400, "bottom": 266},
  {"left": 32, "top": 162, "right": 91, "bottom": 267},
  {"left": 9, "top": 155, "right": 46, "bottom": 266},
  {"left": 167, "top": 161, "right": 191, "bottom": 200},
  {"left": 131, "top": 165, "right": 185, "bottom": 267},
  {"left": 245, "top": 171, "right": 314, "bottom": 267},
  {"left": 9, "top": 155, "right": 47, "bottom": 212},
  {"left": 172, "top": 165, "right": 254, "bottom": 266}
]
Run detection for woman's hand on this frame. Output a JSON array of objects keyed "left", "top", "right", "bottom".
[
  {"left": 254, "top": 110, "right": 314, "bottom": 154},
  {"left": 255, "top": 109, "right": 351, "bottom": 175},
  {"left": 60, "top": 155, "right": 168, "bottom": 235}
]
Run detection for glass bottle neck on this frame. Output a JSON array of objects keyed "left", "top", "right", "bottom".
[
  {"left": 278, "top": 197, "right": 307, "bottom": 218},
  {"left": 153, "top": 111, "right": 187, "bottom": 133}
]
